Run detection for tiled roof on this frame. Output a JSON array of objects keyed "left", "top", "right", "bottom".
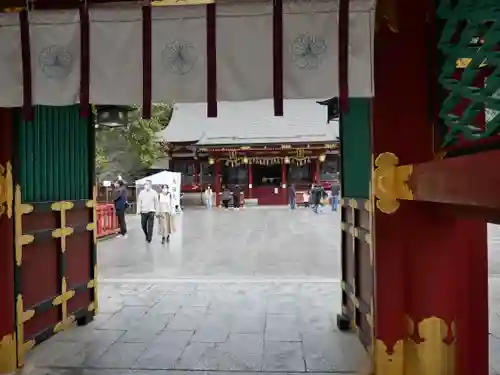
[{"left": 158, "top": 99, "right": 339, "bottom": 146}]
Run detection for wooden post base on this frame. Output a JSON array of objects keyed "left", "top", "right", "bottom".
[
  {"left": 76, "top": 311, "right": 95, "bottom": 327},
  {"left": 336, "top": 313, "right": 352, "bottom": 331},
  {"left": 373, "top": 202, "right": 488, "bottom": 375}
]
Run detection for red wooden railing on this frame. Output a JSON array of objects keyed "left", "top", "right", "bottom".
[{"left": 96, "top": 203, "right": 119, "bottom": 238}]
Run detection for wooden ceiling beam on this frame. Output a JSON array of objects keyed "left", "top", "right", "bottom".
[{"left": 1, "top": 0, "right": 217, "bottom": 11}]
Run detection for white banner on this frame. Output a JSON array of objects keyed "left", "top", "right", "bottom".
[
  {"left": 216, "top": 3, "right": 273, "bottom": 101},
  {"left": 90, "top": 7, "right": 142, "bottom": 105},
  {"left": 0, "top": 13, "right": 23, "bottom": 107},
  {"left": 283, "top": 1, "right": 339, "bottom": 100},
  {"left": 151, "top": 6, "right": 206, "bottom": 103},
  {"left": 348, "top": 6, "right": 374, "bottom": 97},
  {"left": 29, "top": 10, "right": 80, "bottom": 106}
]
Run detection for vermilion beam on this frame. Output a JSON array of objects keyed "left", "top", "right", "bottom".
[{"left": 408, "top": 149, "right": 500, "bottom": 208}]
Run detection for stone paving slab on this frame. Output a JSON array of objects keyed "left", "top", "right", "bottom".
[
  {"left": 22, "top": 278, "right": 500, "bottom": 375},
  {"left": 97, "top": 209, "right": 342, "bottom": 281},
  {"left": 24, "top": 281, "right": 365, "bottom": 374},
  {"left": 19, "top": 211, "right": 500, "bottom": 375}
]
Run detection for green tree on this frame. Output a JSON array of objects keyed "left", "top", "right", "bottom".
[{"left": 96, "top": 103, "right": 172, "bottom": 181}]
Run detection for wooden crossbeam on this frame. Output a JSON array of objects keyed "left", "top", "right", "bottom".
[
  {"left": 1, "top": 0, "right": 214, "bottom": 10},
  {"left": 373, "top": 150, "right": 500, "bottom": 215},
  {"left": 407, "top": 150, "right": 500, "bottom": 209}
]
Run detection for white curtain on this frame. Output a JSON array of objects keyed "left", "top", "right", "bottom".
[
  {"left": 151, "top": 5, "right": 207, "bottom": 103},
  {"left": 216, "top": 2, "right": 273, "bottom": 101},
  {"left": 0, "top": 13, "right": 23, "bottom": 107},
  {"left": 90, "top": 7, "right": 142, "bottom": 105},
  {"left": 349, "top": 1, "right": 374, "bottom": 97},
  {"left": 29, "top": 10, "right": 81, "bottom": 105},
  {"left": 283, "top": 1, "right": 339, "bottom": 99}
]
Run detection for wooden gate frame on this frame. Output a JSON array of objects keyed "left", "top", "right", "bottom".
[
  {"left": 337, "top": 198, "right": 373, "bottom": 350},
  {"left": 13, "top": 186, "right": 98, "bottom": 367}
]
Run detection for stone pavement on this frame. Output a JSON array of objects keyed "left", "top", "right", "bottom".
[
  {"left": 97, "top": 207, "right": 341, "bottom": 281},
  {"left": 19, "top": 208, "right": 500, "bottom": 374},
  {"left": 24, "top": 280, "right": 364, "bottom": 375}
]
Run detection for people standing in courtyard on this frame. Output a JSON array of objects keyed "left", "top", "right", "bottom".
[
  {"left": 233, "top": 184, "right": 241, "bottom": 209},
  {"left": 331, "top": 183, "right": 340, "bottom": 212},
  {"left": 113, "top": 180, "right": 128, "bottom": 237},
  {"left": 137, "top": 179, "right": 158, "bottom": 243},
  {"left": 158, "top": 185, "right": 174, "bottom": 244},
  {"left": 303, "top": 190, "right": 310, "bottom": 208},
  {"left": 221, "top": 186, "right": 231, "bottom": 209},
  {"left": 288, "top": 183, "right": 296, "bottom": 209},
  {"left": 204, "top": 185, "right": 213, "bottom": 209},
  {"left": 311, "top": 184, "right": 321, "bottom": 213}
]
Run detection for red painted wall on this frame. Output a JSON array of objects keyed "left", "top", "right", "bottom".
[{"left": 0, "top": 108, "right": 15, "bottom": 346}]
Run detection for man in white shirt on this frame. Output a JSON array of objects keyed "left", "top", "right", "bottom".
[{"left": 137, "top": 179, "right": 158, "bottom": 243}]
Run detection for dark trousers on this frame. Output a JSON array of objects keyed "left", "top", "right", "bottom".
[
  {"left": 222, "top": 199, "right": 229, "bottom": 209},
  {"left": 234, "top": 197, "right": 240, "bottom": 208},
  {"left": 141, "top": 212, "right": 155, "bottom": 242},
  {"left": 116, "top": 209, "right": 127, "bottom": 235}
]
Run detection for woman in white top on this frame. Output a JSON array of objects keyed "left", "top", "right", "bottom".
[
  {"left": 158, "top": 185, "right": 174, "bottom": 243},
  {"left": 204, "top": 185, "right": 213, "bottom": 209}
]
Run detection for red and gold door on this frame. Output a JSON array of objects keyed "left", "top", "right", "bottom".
[
  {"left": 0, "top": 105, "right": 99, "bottom": 370},
  {"left": 0, "top": 108, "right": 16, "bottom": 373}
]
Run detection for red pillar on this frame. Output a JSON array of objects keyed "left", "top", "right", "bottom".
[
  {"left": 371, "top": 1, "right": 489, "bottom": 374},
  {"left": 281, "top": 161, "right": 287, "bottom": 204},
  {"left": 313, "top": 159, "right": 320, "bottom": 183},
  {"left": 193, "top": 160, "right": 199, "bottom": 187},
  {"left": 248, "top": 163, "right": 253, "bottom": 198},
  {"left": 0, "top": 109, "right": 15, "bottom": 373},
  {"left": 214, "top": 159, "right": 221, "bottom": 207}
]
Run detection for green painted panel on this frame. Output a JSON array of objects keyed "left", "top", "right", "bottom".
[
  {"left": 340, "top": 98, "right": 371, "bottom": 199},
  {"left": 17, "top": 105, "right": 90, "bottom": 202},
  {"left": 437, "top": 0, "right": 500, "bottom": 148}
]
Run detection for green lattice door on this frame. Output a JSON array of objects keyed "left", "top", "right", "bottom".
[{"left": 437, "top": 0, "right": 500, "bottom": 152}]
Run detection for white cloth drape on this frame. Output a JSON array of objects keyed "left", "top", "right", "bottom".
[
  {"left": 348, "top": 1, "right": 375, "bottom": 97},
  {"left": 0, "top": 13, "right": 23, "bottom": 107},
  {"left": 216, "top": 2, "right": 273, "bottom": 101},
  {"left": 89, "top": 7, "right": 142, "bottom": 105},
  {"left": 151, "top": 6, "right": 207, "bottom": 103},
  {"left": 283, "top": 1, "right": 339, "bottom": 99},
  {"left": 29, "top": 10, "right": 81, "bottom": 105},
  {"left": 0, "top": 2, "right": 375, "bottom": 107}
]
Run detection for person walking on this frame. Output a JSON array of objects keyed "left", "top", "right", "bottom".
[
  {"left": 158, "top": 185, "right": 174, "bottom": 244},
  {"left": 331, "top": 183, "right": 340, "bottom": 212},
  {"left": 311, "top": 184, "right": 321, "bottom": 214},
  {"left": 113, "top": 180, "right": 128, "bottom": 237},
  {"left": 204, "top": 185, "right": 213, "bottom": 209},
  {"left": 221, "top": 186, "right": 231, "bottom": 209},
  {"left": 137, "top": 180, "right": 158, "bottom": 243},
  {"left": 233, "top": 184, "right": 241, "bottom": 209},
  {"left": 288, "top": 183, "right": 296, "bottom": 209}
]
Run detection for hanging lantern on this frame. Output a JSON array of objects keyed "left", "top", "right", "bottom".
[
  {"left": 95, "top": 105, "right": 135, "bottom": 128},
  {"left": 319, "top": 154, "right": 326, "bottom": 162},
  {"left": 284, "top": 156, "right": 290, "bottom": 164},
  {"left": 208, "top": 158, "right": 215, "bottom": 165}
]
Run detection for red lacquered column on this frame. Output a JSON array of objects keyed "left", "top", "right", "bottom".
[
  {"left": 0, "top": 108, "right": 16, "bottom": 373},
  {"left": 281, "top": 161, "right": 287, "bottom": 204},
  {"left": 248, "top": 163, "right": 253, "bottom": 198},
  {"left": 215, "top": 159, "right": 221, "bottom": 207}
]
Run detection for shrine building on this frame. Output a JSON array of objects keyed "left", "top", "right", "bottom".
[{"left": 153, "top": 99, "right": 339, "bottom": 206}]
